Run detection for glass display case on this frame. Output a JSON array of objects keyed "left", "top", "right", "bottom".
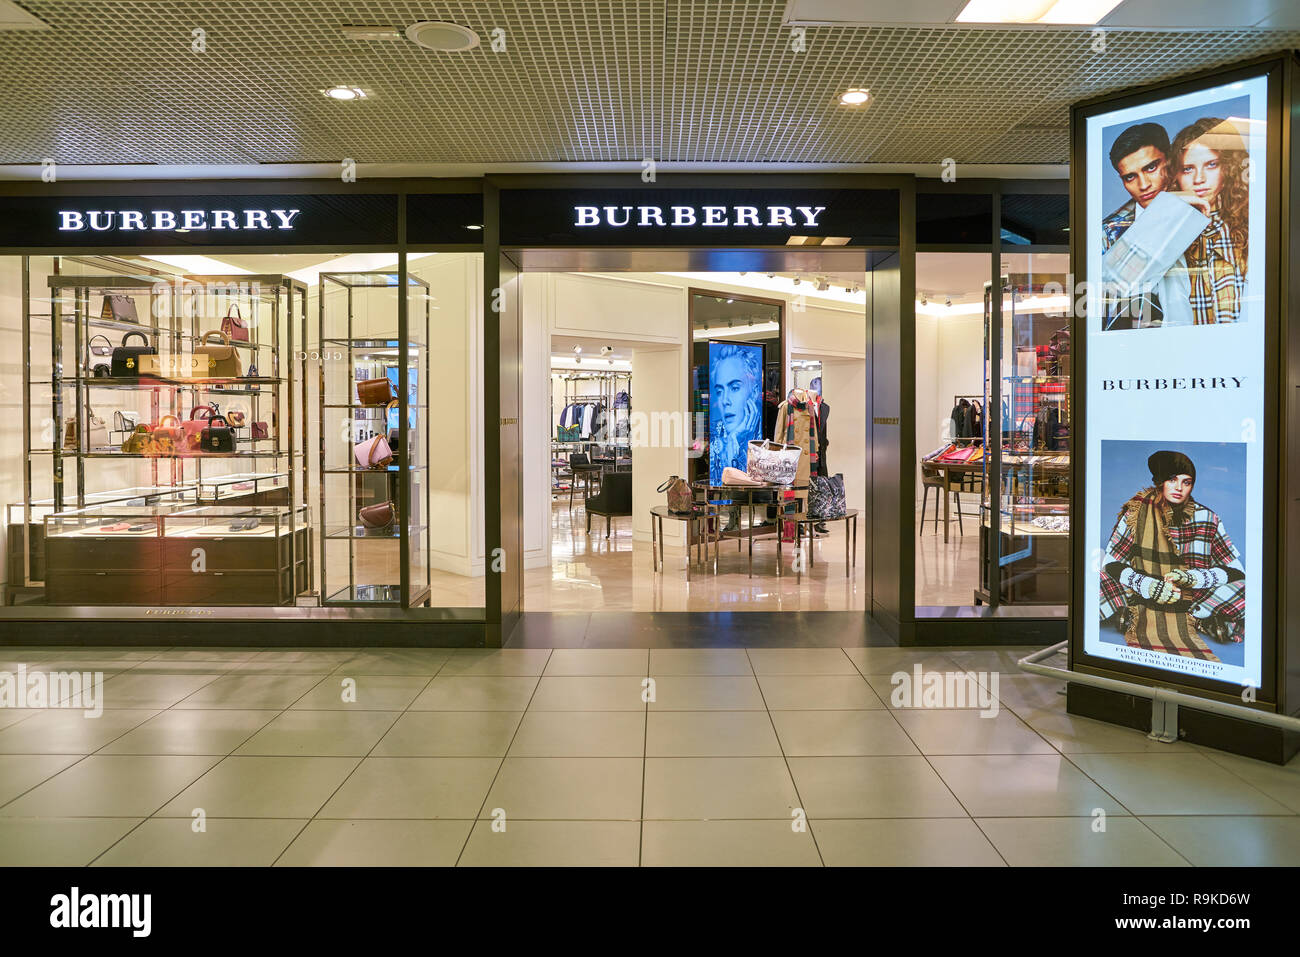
[
  {"left": 43, "top": 503, "right": 309, "bottom": 606},
  {"left": 319, "top": 271, "right": 431, "bottom": 607},
  {"left": 978, "top": 268, "right": 1072, "bottom": 606}
]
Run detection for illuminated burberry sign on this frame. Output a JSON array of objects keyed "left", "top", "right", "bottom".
[
  {"left": 57, "top": 208, "right": 302, "bottom": 233},
  {"left": 574, "top": 204, "right": 827, "bottom": 228}
]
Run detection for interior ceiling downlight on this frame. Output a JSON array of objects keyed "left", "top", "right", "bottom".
[{"left": 404, "top": 20, "right": 480, "bottom": 51}]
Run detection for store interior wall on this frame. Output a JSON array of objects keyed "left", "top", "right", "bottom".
[{"left": 0, "top": 256, "right": 21, "bottom": 590}]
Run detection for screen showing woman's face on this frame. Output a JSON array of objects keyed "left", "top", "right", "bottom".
[
  {"left": 1161, "top": 473, "right": 1194, "bottom": 505},
  {"left": 712, "top": 356, "right": 750, "bottom": 434},
  {"left": 1177, "top": 141, "right": 1224, "bottom": 207}
]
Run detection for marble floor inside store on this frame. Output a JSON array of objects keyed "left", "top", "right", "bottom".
[
  {"left": 527, "top": 498, "right": 867, "bottom": 612},
  {"left": 0, "top": 644, "right": 1295, "bottom": 867}
]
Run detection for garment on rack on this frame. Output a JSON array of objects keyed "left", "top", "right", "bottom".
[
  {"left": 774, "top": 389, "right": 820, "bottom": 489},
  {"left": 816, "top": 398, "right": 830, "bottom": 476},
  {"left": 613, "top": 391, "right": 630, "bottom": 409}
]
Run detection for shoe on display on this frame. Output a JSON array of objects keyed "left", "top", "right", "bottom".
[{"left": 815, "top": 522, "right": 830, "bottom": 535}]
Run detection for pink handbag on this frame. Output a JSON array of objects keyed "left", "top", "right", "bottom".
[
  {"left": 353, "top": 434, "right": 392, "bottom": 469},
  {"left": 182, "top": 405, "right": 216, "bottom": 450},
  {"left": 721, "top": 466, "right": 762, "bottom": 486}
]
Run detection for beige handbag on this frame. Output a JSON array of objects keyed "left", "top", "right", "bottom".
[
  {"left": 746, "top": 439, "right": 801, "bottom": 485},
  {"left": 63, "top": 410, "right": 110, "bottom": 450},
  {"left": 194, "top": 331, "right": 242, "bottom": 377}
]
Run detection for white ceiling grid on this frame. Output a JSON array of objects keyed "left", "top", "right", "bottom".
[{"left": 0, "top": 0, "right": 1295, "bottom": 167}]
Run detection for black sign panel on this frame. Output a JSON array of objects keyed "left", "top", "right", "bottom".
[
  {"left": 0, "top": 193, "right": 398, "bottom": 248},
  {"left": 405, "top": 192, "right": 485, "bottom": 245},
  {"left": 500, "top": 187, "right": 899, "bottom": 246}
]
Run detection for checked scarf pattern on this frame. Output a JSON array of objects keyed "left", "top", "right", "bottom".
[{"left": 1099, "top": 488, "right": 1245, "bottom": 660}]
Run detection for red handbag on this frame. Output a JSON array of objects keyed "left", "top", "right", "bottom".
[
  {"left": 220, "top": 305, "right": 249, "bottom": 343},
  {"left": 182, "top": 405, "right": 216, "bottom": 450}
]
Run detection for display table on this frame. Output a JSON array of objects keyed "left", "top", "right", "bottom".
[
  {"left": 691, "top": 481, "right": 808, "bottom": 578},
  {"left": 793, "top": 509, "right": 859, "bottom": 579},
  {"left": 649, "top": 504, "right": 720, "bottom": 581}
]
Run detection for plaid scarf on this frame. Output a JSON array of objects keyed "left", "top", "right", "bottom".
[
  {"left": 1099, "top": 487, "right": 1245, "bottom": 659},
  {"left": 1187, "top": 213, "right": 1245, "bottom": 325}
]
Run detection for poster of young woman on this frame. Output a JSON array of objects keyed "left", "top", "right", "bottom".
[{"left": 1081, "top": 70, "right": 1269, "bottom": 690}]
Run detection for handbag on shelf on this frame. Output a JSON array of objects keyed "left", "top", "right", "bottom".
[
  {"left": 353, "top": 434, "right": 393, "bottom": 470},
  {"left": 200, "top": 414, "right": 235, "bottom": 453},
  {"left": 111, "top": 410, "right": 139, "bottom": 434},
  {"left": 219, "top": 304, "right": 250, "bottom": 343},
  {"left": 746, "top": 439, "right": 801, "bottom": 486},
  {"left": 138, "top": 352, "right": 211, "bottom": 378},
  {"left": 121, "top": 424, "right": 153, "bottom": 455},
  {"left": 808, "top": 473, "right": 847, "bottom": 520},
  {"left": 356, "top": 376, "right": 396, "bottom": 406},
  {"left": 194, "top": 331, "right": 243, "bottom": 377},
  {"left": 359, "top": 501, "right": 395, "bottom": 529},
  {"left": 110, "top": 331, "right": 156, "bottom": 376},
  {"left": 251, "top": 422, "right": 270, "bottom": 440},
  {"left": 88, "top": 334, "right": 113, "bottom": 377},
  {"left": 149, "top": 414, "right": 183, "bottom": 457},
  {"left": 100, "top": 294, "right": 139, "bottom": 323},
  {"left": 182, "top": 405, "right": 216, "bottom": 450},
  {"left": 720, "top": 466, "right": 762, "bottom": 486},
  {"left": 225, "top": 408, "right": 246, "bottom": 428},
  {"left": 656, "top": 476, "right": 694, "bottom": 514}
]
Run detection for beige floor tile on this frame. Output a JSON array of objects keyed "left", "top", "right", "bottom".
[
  {"left": 172, "top": 674, "right": 325, "bottom": 710},
  {"left": 543, "top": 649, "right": 649, "bottom": 676},
  {"left": 930, "top": 754, "right": 1131, "bottom": 817},
  {"left": 288, "top": 675, "right": 430, "bottom": 711},
  {"left": 646, "top": 711, "right": 780, "bottom": 757},
  {"left": 1198, "top": 750, "right": 1300, "bottom": 813},
  {"left": 98, "top": 673, "right": 224, "bottom": 709},
  {"left": 509, "top": 711, "right": 645, "bottom": 757},
  {"left": 647, "top": 675, "right": 766, "bottom": 711},
  {"left": 0, "top": 753, "right": 84, "bottom": 805},
  {"left": 1015, "top": 706, "right": 1197, "bottom": 754},
  {"left": 529, "top": 676, "right": 648, "bottom": 711},
  {"left": 439, "top": 649, "right": 552, "bottom": 677},
  {"left": 459, "top": 820, "right": 640, "bottom": 866},
  {"left": 1139, "top": 815, "right": 1300, "bottom": 866},
  {"left": 842, "top": 647, "right": 963, "bottom": 676},
  {"left": 892, "top": 709, "right": 1055, "bottom": 755},
  {"left": 988, "top": 673, "right": 1069, "bottom": 715},
  {"left": 1, "top": 754, "right": 220, "bottom": 817},
  {"left": 0, "top": 709, "right": 42, "bottom": 731},
  {"left": 771, "top": 710, "right": 919, "bottom": 756},
  {"left": 787, "top": 756, "right": 968, "bottom": 818},
  {"left": 1066, "top": 753, "right": 1295, "bottom": 815},
  {"left": 276, "top": 819, "right": 473, "bottom": 866},
  {"left": 648, "top": 648, "right": 754, "bottom": 676},
  {"left": 757, "top": 675, "right": 883, "bottom": 711},
  {"left": 643, "top": 757, "right": 800, "bottom": 820},
  {"left": 97, "top": 710, "right": 279, "bottom": 756},
  {"left": 814, "top": 818, "right": 1006, "bottom": 866},
  {"left": 318, "top": 757, "right": 500, "bottom": 819},
  {"left": 235, "top": 710, "right": 400, "bottom": 757},
  {"left": 91, "top": 817, "right": 306, "bottom": 866},
  {"left": 976, "top": 817, "right": 1189, "bottom": 866},
  {"left": 409, "top": 676, "right": 540, "bottom": 711},
  {"left": 373, "top": 711, "right": 523, "bottom": 757},
  {"left": 334, "top": 649, "right": 453, "bottom": 675},
  {"left": 0, "top": 708, "right": 159, "bottom": 754},
  {"left": 944, "top": 648, "right": 1047, "bottom": 673},
  {"left": 156, "top": 756, "right": 360, "bottom": 818},
  {"left": 642, "top": 820, "right": 822, "bottom": 866},
  {"left": 145, "top": 649, "right": 262, "bottom": 662},
  {"left": 483, "top": 757, "right": 643, "bottom": 820},
  {"left": 0, "top": 818, "right": 143, "bottom": 866},
  {"left": 746, "top": 648, "right": 858, "bottom": 675}
]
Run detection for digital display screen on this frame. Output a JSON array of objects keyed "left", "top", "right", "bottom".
[
  {"left": 707, "top": 340, "right": 765, "bottom": 486},
  {"left": 1082, "top": 73, "right": 1268, "bottom": 689}
]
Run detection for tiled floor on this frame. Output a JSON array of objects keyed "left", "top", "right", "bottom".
[{"left": 0, "top": 643, "right": 1297, "bottom": 866}]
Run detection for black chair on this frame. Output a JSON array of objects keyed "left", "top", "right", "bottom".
[{"left": 584, "top": 471, "right": 632, "bottom": 538}]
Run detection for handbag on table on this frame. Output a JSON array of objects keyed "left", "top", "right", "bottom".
[
  {"left": 200, "top": 414, "right": 235, "bottom": 453},
  {"left": 720, "top": 466, "right": 762, "bottom": 486},
  {"left": 194, "top": 331, "right": 243, "bottom": 377},
  {"left": 656, "top": 476, "right": 694, "bottom": 514},
  {"left": 746, "top": 439, "right": 801, "bottom": 485},
  {"left": 100, "top": 294, "right": 139, "bottom": 323},
  {"left": 110, "top": 331, "right": 156, "bottom": 376},
  {"left": 219, "top": 304, "right": 250, "bottom": 343},
  {"left": 359, "top": 501, "right": 395, "bottom": 529},
  {"left": 356, "top": 376, "right": 396, "bottom": 406},
  {"left": 808, "top": 473, "right": 847, "bottom": 519}
]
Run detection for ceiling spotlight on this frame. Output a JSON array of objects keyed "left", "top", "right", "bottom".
[
  {"left": 792, "top": 277, "right": 801, "bottom": 286},
  {"left": 839, "top": 88, "right": 871, "bottom": 107},
  {"left": 608, "top": 358, "right": 615, "bottom": 365},
  {"left": 600, "top": 345, "right": 612, "bottom": 356},
  {"left": 405, "top": 20, "right": 481, "bottom": 51},
  {"left": 324, "top": 86, "right": 366, "bottom": 101},
  {"left": 725, "top": 299, "right": 734, "bottom": 304},
  {"left": 572, "top": 345, "right": 582, "bottom": 354},
  {"left": 945, "top": 298, "right": 952, "bottom": 307},
  {"left": 814, "top": 278, "right": 830, "bottom": 292},
  {"left": 921, "top": 295, "right": 928, "bottom": 306},
  {"left": 465, "top": 224, "right": 482, "bottom": 230},
  {"left": 739, "top": 272, "right": 747, "bottom": 276},
  {"left": 766, "top": 273, "right": 775, "bottom": 279}
]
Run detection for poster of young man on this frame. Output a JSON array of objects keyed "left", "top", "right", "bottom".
[{"left": 1082, "top": 72, "right": 1268, "bottom": 690}]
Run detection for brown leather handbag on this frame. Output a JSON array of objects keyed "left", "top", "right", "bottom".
[
  {"left": 359, "top": 501, "right": 395, "bottom": 529},
  {"left": 657, "top": 476, "right": 694, "bottom": 514},
  {"left": 356, "top": 376, "right": 396, "bottom": 406},
  {"left": 195, "top": 330, "right": 243, "bottom": 377}
]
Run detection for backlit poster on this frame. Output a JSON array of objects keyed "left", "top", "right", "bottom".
[
  {"left": 708, "top": 340, "right": 765, "bottom": 485},
  {"left": 1082, "top": 73, "right": 1267, "bottom": 689}
]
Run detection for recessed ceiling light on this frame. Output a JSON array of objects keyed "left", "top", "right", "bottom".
[
  {"left": 405, "top": 20, "right": 480, "bottom": 52},
  {"left": 324, "top": 86, "right": 366, "bottom": 101},
  {"left": 466, "top": 224, "right": 482, "bottom": 230},
  {"left": 839, "top": 88, "right": 871, "bottom": 106},
  {"left": 340, "top": 26, "right": 403, "bottom": 40},
  {"left": 956, "top": 0, "right": 1123, "bottom": 24}
]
